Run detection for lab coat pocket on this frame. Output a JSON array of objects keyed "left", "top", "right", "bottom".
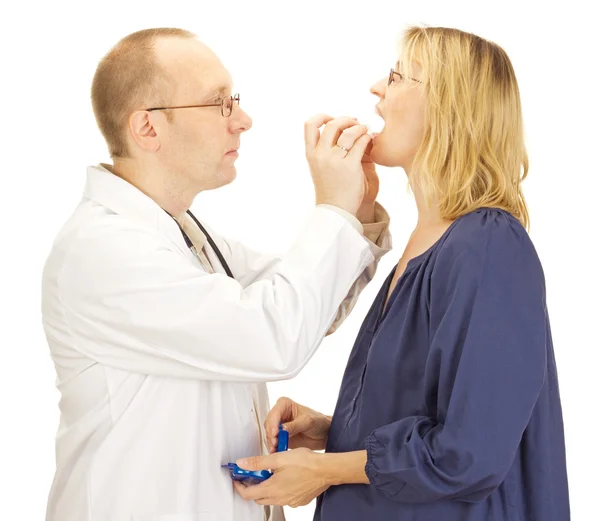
[{"left": 132, "top": 513, "right": 216, "bottom": 521}]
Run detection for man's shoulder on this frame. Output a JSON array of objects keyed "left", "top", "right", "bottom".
[{"left": 45, "top": 201, "right": 169, "bottom": 278}]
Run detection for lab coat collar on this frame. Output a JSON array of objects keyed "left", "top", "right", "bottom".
[{"left": 83, "top": 164, "right": 191, "bottom": 257}]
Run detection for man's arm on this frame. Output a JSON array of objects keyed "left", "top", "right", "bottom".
[
  {"left": 212, "top": 203, "right": 391, "bottom": 335},
  {"left": 53, "top": 207, "right": 376, "bottom": 382}
]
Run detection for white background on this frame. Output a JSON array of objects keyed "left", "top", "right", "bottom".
[{"left": 1, "top": 0, "right": 598, "bottom": 519}]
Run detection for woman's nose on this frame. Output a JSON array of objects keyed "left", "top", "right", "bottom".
[{"left": 370, "top": 77, "right": 387, "bottom": 99}]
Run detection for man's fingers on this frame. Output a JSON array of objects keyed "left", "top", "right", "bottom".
[
  {"left": 347, "top": 133, "right": 373, "bottom": 161},
  {"left": 304, "top": 114, "right": 334, "bottom": 150},
  {"left": 336, "top": 124, "right": 369, "bottom": 150},
  {"left": 319, "top": 117, "right": 361, "bottom": 149}
]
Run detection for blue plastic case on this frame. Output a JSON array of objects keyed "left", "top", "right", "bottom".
[
  {"left": 277, "top": 427, "right": 289, "bottom": 453},
  {"left": 222, "top": 423, "right": 289, "bottom": 485}
]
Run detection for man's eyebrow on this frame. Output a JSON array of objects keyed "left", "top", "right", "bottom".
[{"left": 207, "top": 86, "right": 231, "bottom": 98}]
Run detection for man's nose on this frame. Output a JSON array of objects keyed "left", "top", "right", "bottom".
[{"left": 230, "top": 106, "right": 252, "bottom": 133}]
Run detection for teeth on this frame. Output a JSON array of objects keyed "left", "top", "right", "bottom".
[
  {"left": 364, "top": 113, "right": 384, "bottom": 134},
  {"left": 352, "top": 110, "right": 384, "bottom": 136}
]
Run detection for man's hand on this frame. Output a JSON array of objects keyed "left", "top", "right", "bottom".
[
  {"left": 356, "top": 140, "right": 379, "bottom": 223},
  {"left": 304, "top": 114, "right": 373, "bottom": 216}
]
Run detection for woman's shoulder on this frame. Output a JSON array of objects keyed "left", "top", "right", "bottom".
[{"left": 434, "top": 207, "right": 542, "bottom": 276}]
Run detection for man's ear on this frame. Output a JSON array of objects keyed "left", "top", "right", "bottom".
[{"left": 128, "top": 111, "right": 161, "bottom": 153}]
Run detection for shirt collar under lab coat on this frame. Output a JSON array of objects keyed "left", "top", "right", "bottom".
[{"left": 83, "top": 163, "right": 206, "bottom": 257}]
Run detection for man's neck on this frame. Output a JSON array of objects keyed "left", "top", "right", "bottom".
[{"left": 109, "top": 159, "right": 196, "bottom": 219}]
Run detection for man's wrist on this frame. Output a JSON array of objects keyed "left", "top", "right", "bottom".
[
  {"left": 317, "top": 204, "right": 362, "bottom": 233},
  {"left": 315, "top": 196, "right": 359, "bottom": 216},
  {"left": 355, "top": 201, "right": 376, "bottom": 224}
]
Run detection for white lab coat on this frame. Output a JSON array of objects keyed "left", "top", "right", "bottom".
[{"left": 41, "top": 165, "right": 392, "bottom": 521}]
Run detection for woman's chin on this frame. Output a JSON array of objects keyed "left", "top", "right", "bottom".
[
  {"left": 370, "top": 145, "right": 393, "bottom": 167},
  {"left": 371, "top": 139, "right": 406, "bottom": 168}
]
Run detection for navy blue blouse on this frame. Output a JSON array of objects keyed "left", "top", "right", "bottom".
[{"left": 315, "top": 208, "right": 570, "bottom": 521}]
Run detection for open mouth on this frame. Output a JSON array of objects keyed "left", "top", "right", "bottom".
[
  {"left": 363, "top": 109, "right": 384, "bottom": 138},
  {"left": 370, "top": 106, "right": 386, "bottom": 138}
]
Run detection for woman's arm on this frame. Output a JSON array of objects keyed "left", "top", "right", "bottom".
[
  {"left": 237, "top": 215, "right": 548, "bottom": 506},
  {"left": 361, "top": 218, "right": 547, "bottom": 502},
  {"left": 321, "top": 451, "right": 370, "bottom": 485}
]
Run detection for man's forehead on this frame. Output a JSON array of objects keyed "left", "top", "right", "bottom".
[
  {"left": 156, "top": 37, "right": 233, "bottom": 95},
  {"left": 179, "top": 62, "right": 231, "bottom": 92},
  {"left": 200, "top": 75, "right": 233, "bottom": 98}
]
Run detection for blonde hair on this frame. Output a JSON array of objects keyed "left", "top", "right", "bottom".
[
  {"left": 91, "top": 28, "right": 196, "bottom": 158},
  {"left": 400, "top": 26, "right": 530, "bottom": 229}
]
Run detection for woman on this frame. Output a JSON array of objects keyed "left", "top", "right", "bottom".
[{"left": 235, "top": 26, "right": 570, "bottom": 521}]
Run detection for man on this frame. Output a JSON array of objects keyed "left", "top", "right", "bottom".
[{"left": 41, "top": 28, "right": 391, "bottom": 521}]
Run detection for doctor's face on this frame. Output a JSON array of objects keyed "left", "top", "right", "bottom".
[{"left": 152, "top": 38, "right": 253, "bottom": 191}]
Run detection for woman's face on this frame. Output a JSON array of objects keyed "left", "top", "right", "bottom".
[{"left": 369, "top": 61, "right": 426, "bottom": 171}]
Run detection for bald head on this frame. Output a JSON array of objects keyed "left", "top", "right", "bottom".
[
  {"left": 153, "top": 36, "right": 233, "bottom": 114},
  {"left": 91, "top": 27, "right": 250, "bottom": 198},
  {"left": 91, "top": 28, "right": 215, "bottom": 158}
]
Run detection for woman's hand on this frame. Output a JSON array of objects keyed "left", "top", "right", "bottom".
[
  {"left": 265, "top": 397, "right": 331, "bottom": 453},
  {"left": 233, "top": 448, "right": 329, "bottom": 508},
  {"left": 233, "top": 449, "right": 370, "bottom": 507}
]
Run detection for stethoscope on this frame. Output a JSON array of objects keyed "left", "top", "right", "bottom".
[{"left": 165, "top": 209, "right": 234, "bottom": 279}]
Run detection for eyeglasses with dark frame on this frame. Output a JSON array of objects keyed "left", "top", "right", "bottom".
[
  {"left": 388, "top": 69, "right": 422, "bottom": 86},
  {"left": 146, "top": 93, "right": 240, "bottom": 117}
]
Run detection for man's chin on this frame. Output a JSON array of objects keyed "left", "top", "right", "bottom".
[
  {"left": 201, "top": 167, "right": 237, "bottom": 192},
  {"left": 219, "top": 166, "right": 237, "bottom": 186}
]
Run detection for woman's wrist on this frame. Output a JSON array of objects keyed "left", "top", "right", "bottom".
[
  {"left": 319, "top": 450, "right": 370, "bottom": 486},
  {"left": 314, "top": 414, "right": 333, "bottom": 450}
]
